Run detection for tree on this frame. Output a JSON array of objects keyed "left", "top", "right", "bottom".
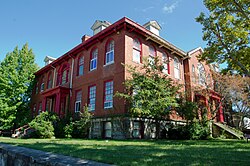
[
  {"left": 213, "top": 73, "right": 250, "bottom": 129},
  {"left": 196, "top": 0, "right": 250, "bottom": 76},
  {"left": 116, "top": 57, "right": 181, "bottom": 138},
  {"left": 0, "top": 44, "right": 38, "bottom": 130}
]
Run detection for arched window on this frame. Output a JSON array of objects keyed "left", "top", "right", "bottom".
[
  {"left": 57, "top": 63, "right": 69, "bottom": 85},
  {"left": 148, "top": 45, "right": 156, "bottom": 65},
  {"left": 35, "top": 81, "right": 39, "bottom": 94},
  {"left": 162, "top": 52, "right": 170, "bottom": 74},
  {"left": 40, "top": 76, "right": 45, "bottom": 92},
  {"left": 198, "top": 63, "right": 206, "bottom": 85},
  {"left": 174, "top": 57, "right": 180, "bottom": 79},
  {"left": 192, "top": 65, "right": 196, "bottom": 83},
  {"left": 47, "top": 72, "right": 53, "bottom": 89},
  {"left": 105, "top": 39, "right": 114, "bottom": 65},
  {"left": 78, "top": 56, "right": 84, "bottom": 76},
  {"left": 133, "top": 38, "right": 141, "bottom": 63},
  {"left": 90, "top": 48, "right": 98, "bottom": 71}
]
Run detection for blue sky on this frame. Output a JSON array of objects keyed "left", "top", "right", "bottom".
[{"left": 0, "top": 0, "right": 209, "bottom": 68}]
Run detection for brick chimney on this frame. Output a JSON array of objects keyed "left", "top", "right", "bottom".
[{"left": 81, "top": 35, "right": 91, "bottom": 43}]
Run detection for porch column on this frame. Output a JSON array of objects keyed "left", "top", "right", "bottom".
[
  {"left": 42, "top": 97, "right": 46, "bottom": 112},
  {"left": 219, "top": 102, "right": 224, "bottom": 122},
  {"left": 55, "top": 93, "right": 61, "bottom": 115}
]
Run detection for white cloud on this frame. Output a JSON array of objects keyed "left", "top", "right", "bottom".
[
  {"left": 162, "top": 1, "right": 178, "bottom": 13},
  {"left": 142, "top": 6, "right": 154, "bottom": 12}
]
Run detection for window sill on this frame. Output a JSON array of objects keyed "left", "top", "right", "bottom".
[
  {"left": 89, "top": 68, "right": 97, "bottom": 72},
  {"left": 104, "top": 107, "right": 113, "bottom": 110},
  {"left": 104, "top": 61, "right": 114, "bottom": 67},
  {"left": 132, "top": 60, "right": 141, "bottom": 64}
]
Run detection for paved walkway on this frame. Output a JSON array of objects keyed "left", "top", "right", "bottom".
[{"left": 0, "top": 143, "right": 112, "bottom": 166}]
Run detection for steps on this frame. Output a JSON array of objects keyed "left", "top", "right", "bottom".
[
  {"left": 213, "top": 122, "right": 244, "bottom": 139},
  {"left": 11, "top": 125, "right": 35, "bottom": 138}
]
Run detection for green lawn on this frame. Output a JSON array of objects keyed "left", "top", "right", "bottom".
[{"left": 0, "top": 137, "right": 250, "bottom": 166}]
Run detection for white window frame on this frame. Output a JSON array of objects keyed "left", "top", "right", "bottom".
[
  {"left": 104, "top": 81, "right": 113, "bottom": 109},
  {"left": 105, "top": 50, "right": 114, "bottom": 65},
  {"left": 133, "top": 38, "right": 141, "bottom": 63},
  {"left": 162, "top": 53, "right": 169, "bottom": 75},
  {"left": 75, "top": 101, "right": 81, "bottom": 113},
  {"left": 90, "top": 49, "right": 98, "bottom": 71},
  {"left": 104, "top": 122, "right": 112, "bottom": 138},
  {"left": 198, "top": 63, "right": 206, "bottom": 86},
  {"left": 105, "top": 40, "right": 114, "bottom": 65},
  {"left": 174, "top": 57, "right": 180, "bottom": 79},
  {"left": 40, "top": 82, "right": 44, "bottom": 92},
  {"left": 78, "top": 56, "right": 84, "bottom": 76},
  {"left": 88, "top": 86, "right": 96, "bottom": 111}
]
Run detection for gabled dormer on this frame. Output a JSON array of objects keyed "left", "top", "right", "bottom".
[
  {"left": 91, "top": 20, "right": 111, "bottom": 35},
  {"left": 143, "top": 20, "right": 161, "bottom": 36}
]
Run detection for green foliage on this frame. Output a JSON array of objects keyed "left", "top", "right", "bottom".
[
  {"left": 64, "top": 106, "right": 92, "bottom": 138},
  {"left": 29, "top": 112, "right": 58, "bottom": 138},
  {"left": 0, "top": 43, "right": 38, "bottom": 130},
  {"left": 188, "top": 120, "right": 210, "bottom": 140},
  {"left": 196, "top": 0, "right": 250, "bottom": 76},
  {"left": 176, "top": 99, "right": 199, "bottom": 121},
  {"left": 116, "top": 57, "right": 181, "bottom": 119},
  {"left": 168, "top": 121, "right": 210, "bottom": 140},
  {"left": 54, "top": 116, "right": 71, "bottom": 138}
]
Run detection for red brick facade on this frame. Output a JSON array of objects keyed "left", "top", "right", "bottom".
[{"left": 31, "top": 17, "right": 224, "bottom": 138}]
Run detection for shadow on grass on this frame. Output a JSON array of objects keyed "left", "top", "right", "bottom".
[{"left": 3, "top": 139, "right": 250, "bottom": 166}]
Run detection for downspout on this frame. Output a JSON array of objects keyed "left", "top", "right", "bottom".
[
  {"left": 51, "top": 65, "right": 56, "bottom": 88},
  {"left": 69, "top": 55, "right": 74, "bottom": 97}
]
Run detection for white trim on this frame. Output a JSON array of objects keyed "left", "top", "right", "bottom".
[
  {"left": 75, "top": 101, "right": 81, "bottom": 112},
  {"left": 187, "top": 47, "right": 204, "bottom": 56}
]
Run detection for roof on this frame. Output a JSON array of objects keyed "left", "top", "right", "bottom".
[
  {"left": 187, "top": 47, "right": 204, "bottom": 56},
  {"left": 35, "top": 17, "right": 190, "bottom": 75}
]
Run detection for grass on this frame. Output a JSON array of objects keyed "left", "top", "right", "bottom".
[{"left": 0, "top": 137, "right": 250, "bottom": 166}]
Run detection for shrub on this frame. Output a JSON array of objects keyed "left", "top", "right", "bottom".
[
  {"left": 188, "top": 120, "right": 210, "bottom": 140},
  {"left": 29, "top": 112, "right": 58, "bottom": 138},
  {"left": 167, "top": 121, "right": 210, "bottom": 140},
  {"left": 64, "top": 106, "right": 92, "bottom": 138}
]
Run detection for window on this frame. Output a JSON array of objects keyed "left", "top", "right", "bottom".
[
  {"left": 38, "top": 102, "right": 42, "bottom": 115},
  {"left": 78, "top": 56, "right": 84, "bottom": 76},
  {"left": 35, "top": 82, "right": 39, "bottom": 94},
  {"left": 90, "top": 48, "right": 98, "bottom": 71},
  {"left": 162, "top": 53, "right": 170, "bottom": 74},
  {"left": 133, "top": 121, "right": 141, "bottom": 138},
  {"left": 174, "top": 57, "right": 180, "bottom": 79},
  {"left": 47, "top": 72, "right": 53, "bottom": 89},
  {"left": 105, "top": 40, "right": 114, "bottom": 65},
  {"left": 192, "top": 65, "right": 196, "bottom": 83},
  {"left": 58, "top": 63, "right": 69, "bottom": 85},
  {"left": 88, "top": 85, "right": 96, "bottom": 111},
  {"left": 75, "top": 90, "right": 82, "bottom": 112},
  {"left": 104, "top": 80, "right": 113, "bottom": 109},
  {"left": 198, "top": 63, "right": 206, "bottom": 86},
  {"left": 104, "top": 122, "right": 112, "bottom": 138},
  {"left": 148, "top": 45, "right": 156, "bottom": 65},
  {"left": 40, "top": 76, "right": 45, "bottom": 92},
  {"left": 62, "top": 69, "right": 67, "bottom": 84},
  {"left": 33, "top": 104, "right": 36, "bottom": 115},
  {"left": 133, "top": 38, "right": 141, "bottom": 63}
]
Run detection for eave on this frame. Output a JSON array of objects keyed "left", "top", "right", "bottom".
[{"left": 35, "top": 17, "right": 187, "bottom": 76}]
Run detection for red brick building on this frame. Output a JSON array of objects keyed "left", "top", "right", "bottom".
[{"left": 31, "top": 17, "right": 224, "bottom": 139}]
